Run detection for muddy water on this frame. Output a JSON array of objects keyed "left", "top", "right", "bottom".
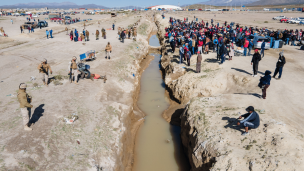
[{"left": 134, "top": 35, "right": 190, "bottom": 171}]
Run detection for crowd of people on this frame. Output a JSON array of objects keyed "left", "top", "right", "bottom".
[
  {"left": 166, "top": 17, "right": 303, "bottom": 65},
  {"left": 164, "top": 16, "right": 294, "bottom": 135}
]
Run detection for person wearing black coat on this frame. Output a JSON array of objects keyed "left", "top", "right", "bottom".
[
  {"left": 121, "top": 31, "right": 125, "bottom": 43},
  {"left": 273, "top": 52, "right": 286, "bottom": 80},
  {"left": 251, "top": 49, "right": 261, "bottom": 77},
  {"left": 219, "top": 43, "right": 226, "bottom": 64}
]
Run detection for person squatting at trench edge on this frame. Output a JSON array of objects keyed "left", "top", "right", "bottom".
[
  {"left": 37, "top": 58, "right": 52, "bottom": 86},
  {"left": 17, "top": 83, "right": 33, "bottom": 131},
  {"left": 237, "top": 106, "right": 260, "bottom": 136}
]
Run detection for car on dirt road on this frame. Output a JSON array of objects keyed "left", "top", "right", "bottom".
[
  {"left": 280, "top": 18, "right": 293, "bottom": 23},
  {"left": 289, "top": 18, "right": 304, "bottom": 24},
  {"left": 273, "top": 16, "right": 286, "bottom": 20},
  {"left": 253, "top": 36, "right": 271, "bottom": 49},
  {"left": 50, "top": 17, "right": 62, "bottom": 21},
  {"left": 37, "top": 21, "right": 48, "bottom": 27},
  {"left": 24, "top": 21, "right": 38, "bottom": 28}
]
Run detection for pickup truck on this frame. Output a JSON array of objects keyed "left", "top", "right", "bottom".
[{"left": 273, "top": 16, "right": 286, "bottom": 20}]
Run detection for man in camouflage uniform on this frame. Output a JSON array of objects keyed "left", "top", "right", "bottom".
[
  {"left": 102, "top": 28, "right": 106, "bottom": 39},
  {"left": 17, "top": 83, "right": 33, "bottom": 131},
  {"left": 85, "top": 30, "right": 89, "bottom": 41},
  {"left": 69, "top": 56, "right": 79, "bottom": 84},
  {"left": 96, "top": 30, "right": 99, "bottom": 40},
  {"left": 37, "top": 59, "right": 52, "bottom": 86}
]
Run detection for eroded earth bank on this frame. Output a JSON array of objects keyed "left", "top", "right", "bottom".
[{"left": 155, "top": 13, "right": 304, "bottom": 171}]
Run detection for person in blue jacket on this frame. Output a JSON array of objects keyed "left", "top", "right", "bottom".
[
  {"left": 213, "top": 37, "right": 218, "bottom": 53},
  {"left": 46, "top": 30, "right": 49, "bottom": 39},
  {"left": 261, "top": 40, "right": 266, "bottom": 57},
  {"left": 248, "top": 40, "right": 253, "bottom": 56},
  {"left": 50, "top": 29, "right": 53, "bottom": 38},
  {"left": 258, "top": 70, "right": 272, "bottom": 99},
  {"left": 237, "top": 106, "right": 260, "bottom": 136}
]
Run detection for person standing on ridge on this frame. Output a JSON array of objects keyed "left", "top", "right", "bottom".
[
  {"left": 251, "top": 49, "right": 261, "bottom": 77},
  {"left": 273, "top": 51, "right": 286, "bottom": 80}
]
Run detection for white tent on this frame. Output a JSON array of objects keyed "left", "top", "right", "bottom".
[{"left": 148, "top": 5, "right": 182, "bottom": 10}]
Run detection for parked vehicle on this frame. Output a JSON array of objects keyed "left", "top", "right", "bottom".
[
  {"left": 50, "top": 17, "right": 62, "bottom": 21},
  {"left": 253, "top": 36, "right": 271, "bottom": 49},
  {"left": 280, "top": 18, "right": 293, "bottom": 23},
  {"left": 301, "top": 37, "right": 304, "bottom": 45},
  {"left": 32, "top": 15, "right": 38, "bottom": 18},
  {"left": 289, "top": 18, "right": 304, "bottom": 24},
  {"left": 299, "top": 20, "right": 304, "bottom": 25},
  {"left": 24, "top": 21, "right": 38, "bottom": 28},
  {"left": 13, "top": 13, "right": 20, "bottom": 16},
  {"left": 273, "top": 16, "right": 286, "bottom": 20},
  {"left": 111, "top": 12, "right": 116, "bottom": 17},
  {"left": 64, "top": 16, "right": 72, "bottom": 20},
  {"left": 37, "top": 21, "right": 48, "bottom": 27}
]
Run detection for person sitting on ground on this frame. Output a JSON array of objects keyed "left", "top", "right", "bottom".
[{"left": 237, "top": 106, "right": 260, "bottom": 136}]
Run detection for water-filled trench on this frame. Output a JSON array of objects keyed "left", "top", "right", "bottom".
[{"left": 133, "top": 34, "right": 190, "bottom": 171}]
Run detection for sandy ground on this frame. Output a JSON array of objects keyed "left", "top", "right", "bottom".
[
  {"left": 157, "top": 11, "right": 304, "bottom": 170},
  {"left": 0, "top": 12, "right": 154, "bottom": 170}
]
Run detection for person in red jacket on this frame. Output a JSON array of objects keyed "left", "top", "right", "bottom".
[
  {"left": 243, "top": 38, "right": 249, "bottom": 56},
  {"left": 197, "top": 38, "right": 203, "bottom": 54}
]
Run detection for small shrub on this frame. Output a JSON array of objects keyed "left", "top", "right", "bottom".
[
  {"left": 53, "top": 80, "right": 63, "bottom": 86},
  {"left": 33, "top": 83, "right": 38, "bottom": 87},
  {"left": 264, "top": 21, "right": 268, "bottom": 23}
]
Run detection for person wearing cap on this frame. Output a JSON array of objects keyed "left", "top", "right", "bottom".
[
  {"left": 17, "top": 83, "right": 33, "bottom": 131},
  {"left": 273, "top": 52, "right": 286, "bottom": 80},
  {"left": 68, "top": 57, "right": 79, "bottom": 84},
  {"left": 196, "top": 51, "right": 202, "bottom": 73},
  {"left": 251, "top": 49, "right": 261, "bottom": 77},
  {"left": 237, "top": 106, "right": 260, "bottom": 136},
  {"left": 37, "top": 59, "right": 52, "bottom": 86},
  {"left": 258, "top": 70, "right": 272, "bottom": 99},
  {"left": 105, "top": 42, "right": 112, "bottom": 59}
]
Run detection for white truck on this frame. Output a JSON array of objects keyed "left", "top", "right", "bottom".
[{"left": 273, "top": 16, "right": 285, "bottom": 20}]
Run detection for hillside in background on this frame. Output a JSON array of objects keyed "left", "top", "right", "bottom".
[
  {"left": 0, "top": 2, "right": 108, "bottom": 9},
  {"left": 248, "top": 0, "right": 304, "bottom": 6},
  {"left": 200, "top": 0, "right": 258, "bottom": 6}
]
